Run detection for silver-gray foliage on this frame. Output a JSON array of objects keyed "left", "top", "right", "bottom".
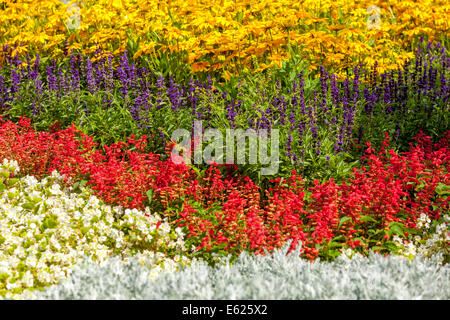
[{"left": 30, "top": 242, "right": 450, "bottom": 300}]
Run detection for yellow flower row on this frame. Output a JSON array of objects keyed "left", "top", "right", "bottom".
[{"left": 0, "top": 0, "right": 448, "bottom": 77}]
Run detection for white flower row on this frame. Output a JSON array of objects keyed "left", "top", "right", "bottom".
[
  {"left": 0, "top": 158, "right": 192, "bottom": 299},
  {"left": 392, "top": 213, "right": 449, "bottom": 264}
]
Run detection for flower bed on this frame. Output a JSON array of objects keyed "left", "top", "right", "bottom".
[
  {"left": 0, "top": 158, "right": 190, "bottom": 298},
  {"left": 0, "top": 0, "right": 448, "bottom": 301},
  {"left": 1, "top": 116, "right": 448, "bottom": 269}
]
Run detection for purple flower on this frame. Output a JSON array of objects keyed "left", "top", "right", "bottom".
[
  {"left": 330, "top": 74, "right": 339, "bottom": 108},
  {"left": 69, "top": 54, "right": 80, "bottom": 91},
  {"left": 0, "top": 74, "right": 6, "bottom": 107},
  {"left": 86, "top": 57, "right": 96, "bottom": 94},
  {"left": 46, "top": 61, "right": 58, "bottom": 92},
  {"left": 226, "top": 98, "right": 237, "bottom": 128},
  {"left": 334, "top": 133, "right": 344, "bottom": 153},
  {"left": 187, "top": 78, "right": 200, "bottom": 118},
  {"left": 30, "top": 54, "right": 40, "bottom": 80},
  {"left": 167, "top": 76, "right": 181, "bottom": 111},
  {"left": 117, "top": 51, "right": 131, "bottom": 97}
]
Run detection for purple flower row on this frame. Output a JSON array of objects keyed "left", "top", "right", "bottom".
[{"left": 0, "top": 38, "right": 448, "bottom": 163}]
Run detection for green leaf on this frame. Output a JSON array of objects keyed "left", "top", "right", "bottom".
[
  {"left": 21, "top": 203, "right": 35, "bottom": 210},
  {"left": 146, "top": 189, "right": 154, "bottom": 204},
  {"left": 327, "top": 249, "right": 342, "bottom": 259},
  {"left": 35, "top": 234, "right": 44, "bottom": 241},
  {"left": 403, "top": 227, "right": 420, "bottom": 235},
  {"left": 389, "top": 222, "right": 404, "bottom": 236},
  {"left": 79, "top": 180, "right": 88, "bottom": 187},
  {"left": 436, "top": 182, "right": 450, "bottom": 196},
  {"left": 359, "top": 215, "right": 377, "bottom": 223},
  {"left": 327, "top": 241, "right": 343, "bottom": 248},
  {"left": 338, "top": 216, "right": 352, "bottom": 229},
  {"left": 383, "top": 241, "right": 399, "bottom": 251},
  {"left": 90, "top": 216, "right": 99, "bottom": 224},
  {"left": 0, "top": 171, "right": 9, "bottom": 178}
]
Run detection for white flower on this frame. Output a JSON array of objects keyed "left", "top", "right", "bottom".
[
  {"left": 22, "top": 271, "right": 34, "bottom": 288},
  {"left": 149, "top": 267, "right": 162, "bottom": 280},
  {"left": 436, "top": 223, "right": 446, "bottom": 234},
  {"left": 13, "top": 247, "right": 26, "bottom": 259},
  {"left": 7, "top": 187, "right": 17, "bottom": 195},
  {"left": 75, "top": 198, "right": 85, "bottom": 207},
  {"left": 6, "top": 282, "right": 21, "bottom": 290},
  {"left": 159, "top": 223, "right": 170, "bottom": 235},
  {"left": 0, "top": 260, "right": 11, "bottom": 274},
  {"left": 41, "top": 250, "right": 53, "bottom": 262},
  {"left": 25, "top": 255, "right": 37, "bottom": 268},
  {"left": 37, "top": 270, "right": 52, "bottom": 284},
  {"left": 72, "top": 210, "right": 82, "bottom": 220},
  {"left": 49, "top": 183, "right": 63, "bottom": 196},
  {"left": 87, "top": 196, "right": 100, "bottom": 208},
  {"left": 343, "top": 248, "right": 353, "bottom": 258},
  {"left": 23, "top": 176, "right": 39, "bottom": 188},
  {"left": 36, "top": 260, "right": 47, "bottom": 271},
  {"left": 59, "top": 226, "right": 72, "bottom": 240},
  {"left": 106, "top": 214, "right": 114, "bottom": 225},
  {"left": 49, "top": 236, "right": 61, "bottom": 251},
  {"left": 0, "top": 165, "right": 190, "bottom": 298},
  {"left": 50, "top": 170, "right": 63, "bottom": 180},
  {"left": 87, "top": 228, "right": 95, "bottom": 237}
]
